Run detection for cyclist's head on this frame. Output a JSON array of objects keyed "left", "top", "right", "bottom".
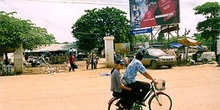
[
  {"left": 114, "top": 59, "right": 125, "bottom": 70},
  {"left": 111, "top": 60, "right": 124, "bottom": 74},
  {"left": 136, "top": 52, "right": 143, "bottom": 61}
]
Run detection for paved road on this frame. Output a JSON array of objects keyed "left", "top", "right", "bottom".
[{"left": 0, "top": 63, "right": 219, "bottom": 110}]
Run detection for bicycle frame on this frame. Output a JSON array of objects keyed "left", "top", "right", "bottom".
[
  {"left": 108, "top": 81, "right": 168, "bottom": 110},
  {"left": 142, "top": 82, "right": 163, "bottom": 106}
]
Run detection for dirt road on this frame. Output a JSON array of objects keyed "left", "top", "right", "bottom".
[{"left": 0, "top": 58, "right": 220, "bottom": 110}]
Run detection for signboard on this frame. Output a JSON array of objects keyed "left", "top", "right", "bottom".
[
  {"left": 115, "top": 43, "right": 130, "bottom": 54},
  {"left": 161, "top": 24, "right": 179, "bottom": 33},
  {"left": 130, "top": 0, "right": 180, "bottom": 29},
  {"left": 130, "top": 28, "right": 152, "bottom": 34}
]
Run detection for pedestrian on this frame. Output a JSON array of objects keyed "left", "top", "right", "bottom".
[
  {"left": 216, "top": 54, "right": 220, "bottom": 66},
  {"left": 122, "top": 52, "right": 156, "bottom": 106},
  {"left": 69, "top": 53, "right": 75, "bottom": 72},
  {"left": 177, "top": 53, "right": 182, "bottom": 66},
  {"left": 110, "top": 59, "right": 135, "bottom": 109},
  {"left": 91, "top": 52, "right": 95, "bottom": 69}
]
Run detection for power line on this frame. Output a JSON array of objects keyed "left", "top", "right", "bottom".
[
  {"left": 2, "top": 0, "right": 128, "bottom": 6},
  {"left": 1, "top": 0, "right": 70, "bottom": 33},
  {"left": 0, "top": 0, "right": 129, "bottom": 32}
]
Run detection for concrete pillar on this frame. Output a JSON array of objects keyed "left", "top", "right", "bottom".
[
  {"left": 103, "top": 36, "right": 114, "bottom": 68},
  {"left": 217, "top": 35, "right": 220, "bottom": 65},
  {"left": 184, "top": 46, "right": 188, "bottom": 61},
  {"left": 14, "top": 44, "right": 23, "bottom": 74},
  {"left": 217, "top": 35, "right": 220, "bottom": 55}
]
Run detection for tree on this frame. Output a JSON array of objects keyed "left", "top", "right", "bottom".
[
  {"left": 0, "top": 11, "right": 56, "bottom": 64},
  {"left": 134, "top": 34, "right": 149, "bottom": 43},
  {"left": 157, "top": 32, "right": 165, "bottom": 43},
  {"left": 71, "top": 7, "right": 132, "bottom": 52},
  {"left": 194, "top": 33, "right": 212, "bottom": 51},
  {"left": 194, "top": 2, "right": 220, "bottom": 55}
]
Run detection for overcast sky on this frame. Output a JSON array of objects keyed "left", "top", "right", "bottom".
[{"left": 0, "top": 0, "right": 219, "bottom": 43}]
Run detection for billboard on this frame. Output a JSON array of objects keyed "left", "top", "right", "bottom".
[
  {"left": 115, "top": 43, "right": 130, "bottom": 54},
  {"left": 130, "top": 0, "right": 180, "bottom": 29}
]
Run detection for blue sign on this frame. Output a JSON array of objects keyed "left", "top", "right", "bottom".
[{"left": 130, "top": 28, "right": 152, "bottom": 35}]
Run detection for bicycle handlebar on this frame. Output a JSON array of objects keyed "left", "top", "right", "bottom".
[{"left": 150, "top": 79, "right": 157, "bottom": 84}]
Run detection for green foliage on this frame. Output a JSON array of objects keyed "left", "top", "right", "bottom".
[
  {"left": 157, "top": 32, "right": 165, "bottom": 42},
  {"left": 165, "top": 36, "right": 179, "bottom": 43},
  {"left": 194, "top": 2, "right": 220, "bottom": 53},
  {"left": 71, "top": 7, "right": 132, "bottom": 52},
  {"left": 160, "top": 36, "right": 179, "bottom": 49},
  {"left": 0, "top": 11, "right": 56, "bottom": 52},
  {"left": 23, "top": 26, "right": 56, "bottom": 50},
  {"left": 194, "top": 2, "right": 220, "bottom": 18},
  {"left": 134, "top": 34, "right": 149, "bottom": 43},
  {"left": 195, "top": 33, "right": 213, "bottom": 50}
]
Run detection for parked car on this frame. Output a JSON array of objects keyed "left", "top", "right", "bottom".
[
  {"left": 77, "top": 51, "right": 87, "bottom": 60},
  {"left": 126, "top": 48, "right": 176, "bottom": 69},
  {"left": 192, "top": 51, "right": 212, "bottom": 63}
]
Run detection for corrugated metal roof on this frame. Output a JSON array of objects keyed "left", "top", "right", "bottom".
[{"left": 31, "top": 43, "right": 77, "bottom": 52}]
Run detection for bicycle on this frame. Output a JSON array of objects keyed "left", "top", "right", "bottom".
[{"left": 108, "top": 79, "right": 172, "bottom": 110}]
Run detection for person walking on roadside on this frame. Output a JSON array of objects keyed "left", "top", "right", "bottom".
[
  {"left": 122, "top": 51, "right": 156, "bottom": 106},
  {"left": 69, "top": 53, "right": 75, "bottom": 72}
]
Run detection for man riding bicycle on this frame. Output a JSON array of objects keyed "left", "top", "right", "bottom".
[
  {"left": 110, "top": 59, "right": 136, "bottom": 109},
  {"left": 122, "top": 51, "right": 156, "bottom": 106}
]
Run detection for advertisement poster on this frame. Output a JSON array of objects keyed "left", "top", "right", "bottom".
[
  {"left": 115, "top": 43, "right": 130, "bottom": 54},
  {"left": 130, "top": 0, "right": 180, "bottom": 29}
]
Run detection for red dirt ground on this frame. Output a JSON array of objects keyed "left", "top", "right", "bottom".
[{"left": 0, "top": 58, "right": 220, "bottom": 110}]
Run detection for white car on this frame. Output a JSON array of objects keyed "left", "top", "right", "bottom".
[{"left": 126, "top": 48, "right": 177, "bottom": 69}]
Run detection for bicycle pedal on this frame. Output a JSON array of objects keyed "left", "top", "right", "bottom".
[{"left": 135, "top": 101, "right": 146, "bottom": 106}]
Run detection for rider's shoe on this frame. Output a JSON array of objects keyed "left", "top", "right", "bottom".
[{"left": 135, "top": 100, "right": 146, "bottom": 106}]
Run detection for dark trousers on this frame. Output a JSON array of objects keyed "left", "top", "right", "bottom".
[
  {"left": 126, "top": 81, "right": 150, "bottom": 102},
  {"left": 113, "top": 90, "right": 136, "bottom": 109},
  {"left": 69, "top": 63, "right": 75, "bottom": 72},
  {"left": 217, "top": 54, "right": 220, "bottom": 65}
]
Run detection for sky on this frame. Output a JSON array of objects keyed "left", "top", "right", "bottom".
[{"left": 0, "top": 0, "right": 219, "bottom": 43}]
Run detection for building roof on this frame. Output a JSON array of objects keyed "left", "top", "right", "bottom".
[{"left": 30, "top": 43, "right": 77, "bottom": 52}]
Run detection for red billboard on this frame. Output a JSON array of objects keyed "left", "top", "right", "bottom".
[{"left": 130, "top": 0, "right": 180, "bottom": 29}]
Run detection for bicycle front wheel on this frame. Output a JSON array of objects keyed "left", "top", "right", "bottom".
[
  {"left": 108, "top": 97, "right": 121, "bottom": 110},
  {"left": 148, "top": 92, "right": 172, "bottom": 110}
]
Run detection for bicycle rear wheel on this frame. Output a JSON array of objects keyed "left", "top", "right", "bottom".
[
  {"left": 108, "top": 97, "right": 121, "bottom": 110},
  {"left": 148, "top": 92, "right": 172, "bottom": 110}
]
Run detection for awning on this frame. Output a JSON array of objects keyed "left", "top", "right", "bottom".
[
  {"left": 177, "top": 38, "right": 200, "bottom": 46},
  {"left": 169, "top": 42, "right": 183, "bottom": 48}
]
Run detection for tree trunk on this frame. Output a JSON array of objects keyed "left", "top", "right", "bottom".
[
  {"left": 4, "top": 53, "right": 9, "bottom": 65},
  {"left": 213, "top": 36, "right": 217, "bottom": 56}
]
